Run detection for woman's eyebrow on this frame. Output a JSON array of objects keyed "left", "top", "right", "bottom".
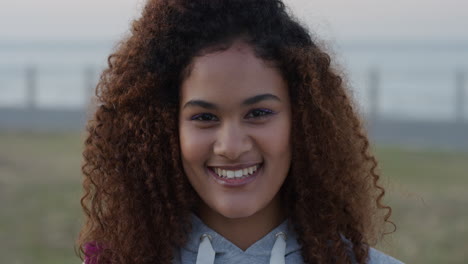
[
  {"left": 183, "top": 100, "right": 217, "bottom": 110},
  {"left": 242, "top": 93, "right": 281, "bottom": 106},
  {"left": 183, "top": 93, "right": 281, "bottom": 109}
]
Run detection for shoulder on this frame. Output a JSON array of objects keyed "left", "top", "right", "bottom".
[
  {"left": 340, "top": 235, "right": 403, "bottom": 264},
  {"left": 367, "top": 247, "right": 404, "bottom": 264}
]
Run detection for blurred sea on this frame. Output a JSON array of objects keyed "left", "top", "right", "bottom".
[{"left": 1, "top": 40, "right": 468, "bottom": 121}]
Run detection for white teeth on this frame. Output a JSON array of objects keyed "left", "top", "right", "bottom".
[{"left": 212, "top": 164, "right": 260, "bottom": 178}]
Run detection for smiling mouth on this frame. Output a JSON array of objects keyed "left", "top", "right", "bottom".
[{"left": 207, "top": 163, "right": 263, "bottom": 179}]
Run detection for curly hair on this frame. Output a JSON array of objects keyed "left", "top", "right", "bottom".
[{"left": 77, "top": 0, "right": 394, "bottom": 263}]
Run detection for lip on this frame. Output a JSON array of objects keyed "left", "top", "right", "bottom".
[
  {"left": 206, "top": 163, "right": 263, "bottom": 187},
  {"left": 207, "top": 162, "right": 262, "bottom": 170}
]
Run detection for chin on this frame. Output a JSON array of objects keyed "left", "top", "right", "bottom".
[{"left": 216, "top": 204, "right": 259, "bottom": 219}]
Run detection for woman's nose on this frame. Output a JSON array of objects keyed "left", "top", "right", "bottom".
[{"left": 213, "top": 122, "right": 252, "bottom": 160}]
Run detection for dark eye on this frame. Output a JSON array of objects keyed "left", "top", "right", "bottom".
[
  {"left": 246, "top": 109, "right": 275, "bottom": 119},
  {"left": 191, "top": 113, "right": 219, "bottom": 122}
]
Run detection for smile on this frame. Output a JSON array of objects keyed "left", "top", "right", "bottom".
[
  {"left": 212, "top": 164, "right": 260, "bottom": 179},
  {"left": 207, "top": 163, "right": 263, "bottom": 187}
]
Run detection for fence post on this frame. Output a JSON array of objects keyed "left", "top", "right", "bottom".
[
  {"left": 455, "top": 70, "right": 466, "bottom": 122},
  {"left": 368, "top": 67, "right": 380, "bottom": 124},
  {"left": 26, "top": 66, "right": 37, "bottom": 110}
]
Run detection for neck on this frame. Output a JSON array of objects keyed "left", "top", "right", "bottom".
[{"left": 196, "top": 194, "right": 286, "bottom": 251}]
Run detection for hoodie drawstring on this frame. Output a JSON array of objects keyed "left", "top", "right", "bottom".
[
  {"left": 196, "top": 234, "right": 216, "bottom": 264},
  {"left": 195, "top": 232, "right": 287, "bottom": 264},
  {"left": 269, "top": 232, "right": 287, "bottom": 264}
]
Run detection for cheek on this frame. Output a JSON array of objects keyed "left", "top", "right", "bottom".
[
  {"left": 179, "top": 124, "right": 213, "bottom": 165},
  {"left": 260, "top": 117, "right": 291, "bottom": 159}
]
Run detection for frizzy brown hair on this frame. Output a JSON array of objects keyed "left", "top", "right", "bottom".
[{"left": 77, "top": 0, "right": 394, "bottom": 263}]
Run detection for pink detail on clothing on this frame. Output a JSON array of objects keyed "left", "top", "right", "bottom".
[{"left": 84, "top": 242, "right": 105, "bottom": 264}]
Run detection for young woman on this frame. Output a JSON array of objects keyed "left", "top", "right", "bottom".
[{"left": 78, "top": 0, "right": 403, "bottom": 263}]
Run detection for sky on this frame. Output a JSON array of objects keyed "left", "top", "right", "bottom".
[
  {"left": 288, "top": 0, "right": 468, "bottom": 43},
  {"left": 0, "top": 0, "right": 467, "bottom": 43}
]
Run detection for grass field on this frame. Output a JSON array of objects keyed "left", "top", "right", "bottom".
[{"left": 0, "top": 132, "right": 467, "bottom": 263}]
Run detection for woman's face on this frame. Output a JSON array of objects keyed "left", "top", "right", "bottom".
[{"left": 178, "top": 41, "right": 292, "bottom": 219}]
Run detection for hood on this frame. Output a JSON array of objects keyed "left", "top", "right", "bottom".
[{"left": 180, "top": 214, "right": 302, "bottom": 264}]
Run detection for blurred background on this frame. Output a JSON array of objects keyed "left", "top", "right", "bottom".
[{"left": 0, "top": 0, "right": 467, "bottom": 263}]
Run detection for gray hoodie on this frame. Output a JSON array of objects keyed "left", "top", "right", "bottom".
[{"left": 172, "top": 214, "right": 404, "bottom": 264}]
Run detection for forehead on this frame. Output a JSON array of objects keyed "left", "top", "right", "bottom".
[{"left": 180, "top": 41, "right": 288, "bottom": 104}]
